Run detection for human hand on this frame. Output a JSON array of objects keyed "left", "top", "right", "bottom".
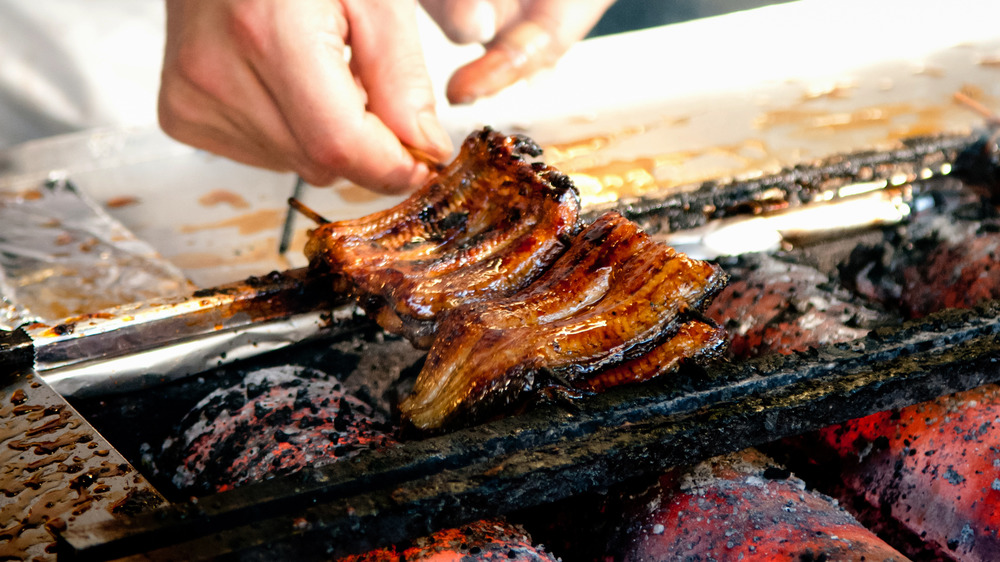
[
  {"left": 158, "top": 0, "right": 453, "bottom": 193},
  {"left": 420, "top": 0, "right": 617, "bottom": 104}
]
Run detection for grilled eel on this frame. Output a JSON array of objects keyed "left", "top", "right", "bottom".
[
  {"left": 304, "top": 128, "right": 581, "bottom": 348},
  {"left": 399, "top": 212, "right": 729, "bottom": 431}
]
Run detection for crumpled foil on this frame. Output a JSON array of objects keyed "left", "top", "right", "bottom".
[
  {"left": 0, "top": 176, "right": 193, "bottom": 329},
  {"left": 0, "top": 265, "right": 33, "bottom": 328}
]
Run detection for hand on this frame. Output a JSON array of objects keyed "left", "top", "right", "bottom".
[
  {"left": 420, "top": 0, "right": 616, "bottom": 104},
  {"left": 158, "top": 0, "right": 454, "bottom": 193}
]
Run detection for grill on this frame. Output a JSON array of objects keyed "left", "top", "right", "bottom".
[{"left": 1, "top": 129, "right": 998, "bottom": 559}]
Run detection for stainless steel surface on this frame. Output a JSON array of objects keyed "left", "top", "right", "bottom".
[{"left": 0, "top": 336, "right": 165, "bottom": 560}]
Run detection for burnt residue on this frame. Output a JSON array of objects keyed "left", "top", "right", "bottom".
[
  {"left": 952, "top": 129, "right": 1000, "bottom": 201},
  {"left": 587, "top": 133, "right": 971, "bottom": 234},
  {"left": 45, "top": 322, "right": 75, "bottom": 337},
  {"left": 184, "top": 268, "right": 339, "bottom": 324}
]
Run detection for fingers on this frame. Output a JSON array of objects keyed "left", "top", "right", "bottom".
[
  {"left": 343, "top": 0, "right": 453, "bottom": 164},
  {"left": 444, "top": 0, "right": 617, "bottom": 104},
  {"left": 244, "top": 0, "right": 441, "bottom": 191},
  {"left": 159, "top": 0, "right": 450, "bottom": 194},
  {"left": 420, "top": 0, "right": 498, "bottom": 44},
  {"left": 159, "top": 0, "right": 297, "bottom": 173},
  {"left": 446, "top": 18, "right": 554, "bottom": 105}
]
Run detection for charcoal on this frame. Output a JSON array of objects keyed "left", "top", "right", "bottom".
[
  {"left": 841, "top": 189, "right": 1000, "bottom": 319},
  {"left": 155, "top": 365, "right": 393, "bottom": 495},
  {"left": 707, "top": 253, "right": 893, "bottom": 358}
]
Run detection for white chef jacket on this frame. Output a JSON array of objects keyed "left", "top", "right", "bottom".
[{"left": 0, "top": 1, "right": 165, "bottom": 149}]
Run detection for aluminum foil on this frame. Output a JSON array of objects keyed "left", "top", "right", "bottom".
[
  {"left": 0, "top": 175, "right": 193, "bottom": 329},
  {"left": 24, "top": 266, "right": 360, "bottom": 399},
  {"left": 40, "top": 308, "right": 350, "bottom": 399}
]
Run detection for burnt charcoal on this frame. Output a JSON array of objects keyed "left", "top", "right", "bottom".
[
  {"left": 603, "top": 449, "right": 906, "bottom": 561},
  {"left": 707, "top": 253, "right": 893, "bottom": 358},
  {"left": 842, "top": 202, "right": 1000, "bottom": 319},
  {"left": 155, "top": 365, "right": 393, "bottom": 495},
  {"left": 952, "top": 130, "right": 1000, "bottom": 202},
  {"left": 338, "top": 518, "right": 558, "bottom": 562},
  {"left": 778, "top": 384, "right": 1000, "bottom": 561}
]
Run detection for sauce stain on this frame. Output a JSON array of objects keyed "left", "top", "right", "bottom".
[
  {"left": 169, "top": 237, "right": 282, "bottom": 270},
  {"left": 543, "top": 124, "right": 648, "bottom": 163},
  {"left": 336, "top": 185, "right": 387, "bottom": 204},
  {"left": 180, "top": 208, "right": 285, "bottom": 236},
  {"left": 754, "top": 103, "right": 915, "bottom": 134},
  {"left": 979, "top": 55, "right": 1000, "bottom": 68},
  {"left": 915, "top": 65, "right": 946, "bottom": 78},
  {"left": 105, "top": 196, "right": 140, "bottom": 209},
  {"left": 801, "top": 82, "right": 858, "bottom": 102},
  {"left": 198, "top": 189, "right": 251, "bottom": 209}
]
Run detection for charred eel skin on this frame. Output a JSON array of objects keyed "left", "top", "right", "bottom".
[
  {"left": 400, "top": 212, "right": 729, "bottom": 431},
  {"left": 305, "top": 128, "right": 581, "bottom": 348}
]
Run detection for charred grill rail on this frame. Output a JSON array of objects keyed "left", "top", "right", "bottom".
[
  {"left": 590, "top": 132, "right": 974, "bottom": 233},
  {"left": 59, "top": 301, "right": 1000, "bottom": 559}
]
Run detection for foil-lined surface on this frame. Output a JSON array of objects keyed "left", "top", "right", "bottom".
[
  {"left": 0, "top": 266, "right": 33, "bottom": 329},
  {"left": 40, "top": 308, "right": 353, "bottom": 399},
  {"left": 0, "top": 176, "right": 193, "bottom": 329},
  {"left": 26, "top": 267, "right": 356, "bottom": 399}
]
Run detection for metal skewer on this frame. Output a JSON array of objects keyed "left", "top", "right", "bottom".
[{"left": 278, "top": 175, "right": 306, "bottom": 254}]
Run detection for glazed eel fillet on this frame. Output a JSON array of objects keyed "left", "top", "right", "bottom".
[
  {"left": 400, "top": 212, "right": 730, "bottom": 431},
  {"left": 304, "top": 128, "right": 581, "bottom": 348}
]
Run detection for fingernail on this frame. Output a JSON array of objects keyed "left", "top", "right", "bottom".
[
  {"left": 468, "top": 0, "right": 497, "bottom": 44},
  {"left": 417, "top": 109, "right": 454, "bottom": 160},
  {"left": 446, "top": 49, "right": 517, "bottom": 105}
]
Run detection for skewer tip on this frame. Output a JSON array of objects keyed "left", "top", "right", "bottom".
[
  {"left": 954, "top": 91, "right": 1000, "bottom": 126},
  {"left": 288, "top": 197, "right": 330, "bottom": 225},
  {"left": 405, "top": 144, "right": 446, "bottom": 173}
]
